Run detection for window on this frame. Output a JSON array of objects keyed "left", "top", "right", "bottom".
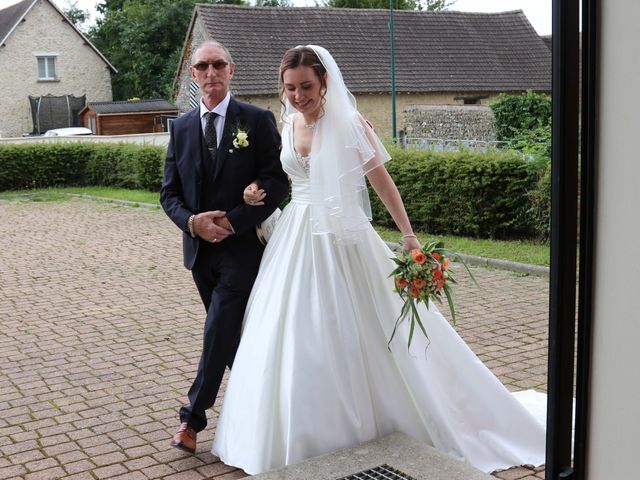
[
  {"left": 37, "top": 56, "right": 57, "bottom": 80},
  {"left": 454, "top": 95, "right": 487, "bottom": 105}
]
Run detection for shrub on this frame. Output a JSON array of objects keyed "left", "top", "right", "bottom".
[
  {"left": 0, "top": 143, "right": 92, "bottom": 190},
  {"left": 0, "top": 142, "right": 165, "bottom": 192},
  {"left": 1, "top": 141, "right": 549, "bottom": 241},
  {"left": 369, "top": 146, "right": 544, "bottom": 239},
  {"left": 527, "top": 159, "right": 552, "bottom": 241},
  {"left": 491, "top": 90, "right": 552, "bottom": 143}
]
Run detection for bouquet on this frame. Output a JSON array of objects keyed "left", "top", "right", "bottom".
[{"left": 389, "top": 241, "right": 474, "bottom": 350}]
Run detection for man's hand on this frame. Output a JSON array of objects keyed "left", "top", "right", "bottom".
[{"left": 193, "top": 211, "right": 233, "bottom": 244}]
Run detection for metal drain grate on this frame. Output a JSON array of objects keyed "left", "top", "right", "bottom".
[{"left": 336, "top": 464, "right": 417, "bottom": 480}]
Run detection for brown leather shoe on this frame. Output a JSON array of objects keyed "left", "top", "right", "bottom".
[{"left": 170, "top": 422, "right": 196, "bottom": 454}]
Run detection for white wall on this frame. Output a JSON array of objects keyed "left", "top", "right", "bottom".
[
  {"left": 0, "top": 133, "right": 169, "bottom": 147},
  {"left": 588, "top": 1, "right": 640, "bottom": 477}
]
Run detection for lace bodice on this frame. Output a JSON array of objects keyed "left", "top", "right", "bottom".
[
  {"left": 295, "top": 152, "right": 310, "bottom": 176},
  {"left": 281, "top": 119, "right": 311, "bottom": 181}
]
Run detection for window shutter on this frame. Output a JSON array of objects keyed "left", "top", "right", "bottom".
[{"left": 189, "top": 81, "right": 199, "bottom": 109}]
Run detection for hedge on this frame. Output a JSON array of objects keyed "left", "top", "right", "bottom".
[
  {"left": 526, "top": 159, "right": 552, "bottom": 241},
  {"left": 0, "top": 143, "right": 165, "bottom": 192},
  {"left": 370, "top": 146, "right": 545, "bottom": 239},
  {"left": 1, "top": 142, "right": 548, "bottom": 240}
]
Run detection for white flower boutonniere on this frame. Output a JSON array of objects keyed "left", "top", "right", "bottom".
[{"left": 229, "top": 128, "right": 249, "bottom": 153}]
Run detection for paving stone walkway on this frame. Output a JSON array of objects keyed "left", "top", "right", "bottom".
[{"left": 0, "top": 199, "right": 548, "bottom": 480}]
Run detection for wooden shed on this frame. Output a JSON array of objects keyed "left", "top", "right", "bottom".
[{"left": 79, "top": 99, "right": 178, "bottom": 135}]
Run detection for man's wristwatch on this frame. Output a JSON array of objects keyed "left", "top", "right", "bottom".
[{"left": 187, "top": 214, "right": 197, "bottom": 238}]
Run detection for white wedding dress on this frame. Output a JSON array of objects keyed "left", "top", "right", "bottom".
[{"left": 211, "top": 121, "right": 546, "bottom": 475}]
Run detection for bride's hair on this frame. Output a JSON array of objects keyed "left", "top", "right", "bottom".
[{"left": 278, "top": 47, "right": 327, "bottom": 121}]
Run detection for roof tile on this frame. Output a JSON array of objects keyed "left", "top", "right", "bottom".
[
  {"left": 194, "top": 5, "right": 551, "bottom": 95},
  {"left": 86, "top": 99, "right": 177, "bottom": 114}
]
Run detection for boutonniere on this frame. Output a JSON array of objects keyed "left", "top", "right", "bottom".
[{"left": 229, "top": 127, "right": 249, "bottom": 153}]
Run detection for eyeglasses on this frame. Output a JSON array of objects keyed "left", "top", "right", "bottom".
[{"left": 192, "top": 60, "right": 229, "bottom": 71}]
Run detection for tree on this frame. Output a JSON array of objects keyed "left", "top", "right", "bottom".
[
  {"left": 323, "top": 0, "right": 420, "bottom": 8},
  {"left": 96, "top": 0, "right": 127, "bottom": 16},
  {"left": 322, "top": 0, "right": 455, "bottom": 9},
  {"left": 254, "top": 0, "right": 292, "bottom": 6},
  {"left": 62, "top": 1, "right": 90, "bottom": 30},
  {"left": 423, "top": 0, "right": 456, "bottom": 11}
]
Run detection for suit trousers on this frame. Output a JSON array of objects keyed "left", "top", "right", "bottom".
[{"left": 180, "top": 242, "right": 261, "bottom": 432}]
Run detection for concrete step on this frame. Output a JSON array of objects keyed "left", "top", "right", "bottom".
[{"left": 249, "top": 432, "right": 493, "bottom": 480}]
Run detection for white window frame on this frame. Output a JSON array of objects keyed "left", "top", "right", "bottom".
[{"left": 34, "top": 52, "right": 60, "bottom": 81}]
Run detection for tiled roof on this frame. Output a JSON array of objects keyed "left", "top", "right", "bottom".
[
  {"left": 86, "top": 99, "right": 178, "bottom": 114},
  {"left": 194, "top": 5, "right": 551, "bottom": 95},
  {"left": 0, "top": 0, "right": 33, "bottom": 46},
  {"left": 0, "top": 0, "right": 116, "bottom": 72}
]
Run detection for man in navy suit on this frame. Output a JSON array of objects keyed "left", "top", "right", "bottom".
[{"left": 161, "top": 40, "right": 288, "bottom": 453}]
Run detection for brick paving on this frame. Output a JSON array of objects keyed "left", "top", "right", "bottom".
[{"left": 0, "top": 198, "right": 548, "bottom": 480}]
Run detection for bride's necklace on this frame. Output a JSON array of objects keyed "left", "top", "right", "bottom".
[{"left": 302, "top": 116, "right": 317, "bottom": 130}]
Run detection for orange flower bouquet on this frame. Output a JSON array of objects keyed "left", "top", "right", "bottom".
[{"left": 388, "top": 241, "right": 473, "bottom": 350}]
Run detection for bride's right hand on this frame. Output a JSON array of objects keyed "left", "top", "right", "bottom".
[{"left": 243, "top": 182, "right": 266, "bottom": 206}]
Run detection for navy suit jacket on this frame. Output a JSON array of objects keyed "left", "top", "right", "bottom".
[{"left": 160, "top": 97, "right": 288, "bottom": 270}]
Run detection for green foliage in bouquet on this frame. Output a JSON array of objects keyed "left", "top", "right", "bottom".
[{"left": 389, "top": 241, "right": 476, "bottom": 350}]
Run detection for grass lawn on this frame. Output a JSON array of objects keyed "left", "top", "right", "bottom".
[
  {"left": 1, "top": 187, "right": 160, "bottom": 205},
  {"left": 376, "top": 227, "right": 549, "bottom": 267},
  {"left": 1, "top": 187, "right": 550, "bottom": 266}
]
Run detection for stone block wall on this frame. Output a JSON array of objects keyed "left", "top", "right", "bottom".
[
  {"left": 402, "top": 104, "right": 497, "bottom": 142},
  {"left": 0, "top": 0, "right": 113, "bottom": 138}
]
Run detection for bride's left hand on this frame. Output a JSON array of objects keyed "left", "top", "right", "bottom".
[{"left": 402, "top": 235, "right": 421, "bottom": 252}]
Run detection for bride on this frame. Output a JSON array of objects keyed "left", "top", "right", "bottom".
[{"left": 211, "top": 45, "right": 546, "bottom": 475}]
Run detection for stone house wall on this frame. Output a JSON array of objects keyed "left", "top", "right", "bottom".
[
  {"left": 173, "top": 16, "right": 208, "bottom": 113},
  {"left": 174, "top": 17, "right": 505, "bottom": 141},
  {"left": 0, "top": 0, "right": 113, "bottom": 138},
  {"left": 179, "top": 79, "right": 501, "bottom": 142},
  {"left": 233, "top": 92, "right": 501, "bottom": 142}
]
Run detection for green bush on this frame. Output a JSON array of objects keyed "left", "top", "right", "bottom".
[
  {"left": 0, "top": 142, "right": 165, "bottom": 192},
  {"left": 0, "top": 143, "right": 92, "bottom": 190},
  {"left": 370, "top": 146, "right": 544, "bottom": 239},
  {"left": 527, "top": 159, "right": 552, "bottom": 241},
  {"left": 1, "top": 141, "right": 549, "bottom": 241},
  {"left": 491, "top": 90, "right": 552, "bottom": 143}
]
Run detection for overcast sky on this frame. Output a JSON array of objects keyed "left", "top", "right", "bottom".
[{"left": 0, "top": 0, "right": 550, "bottom": 36}]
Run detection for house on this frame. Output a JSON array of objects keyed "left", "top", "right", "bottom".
[
  {"left": 79, "top": 99, "right": 179, "bottom": 135},
  {"left": 0, "top": 0, "right": 116, "bottom": 138},
  {"left": 173, "top": 5, "right": 551, "bottom": 139}
]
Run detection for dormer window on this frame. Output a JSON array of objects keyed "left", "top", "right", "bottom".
[{"left": 35, "top": 54, "right": 58, "bottom": 81}]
